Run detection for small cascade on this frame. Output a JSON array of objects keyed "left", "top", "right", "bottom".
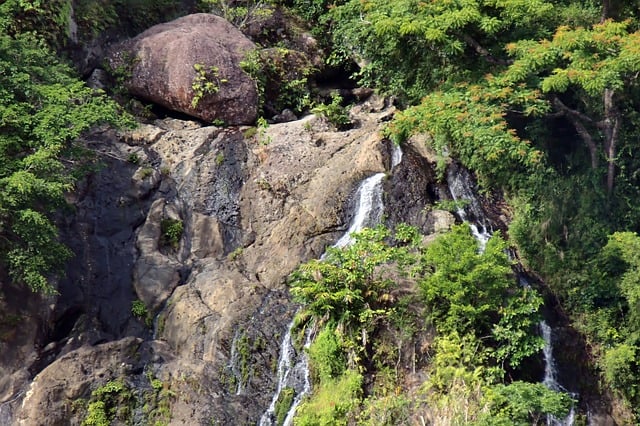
[
  {"left": 391, "top": 144, "right": 403, "bottom": 169},
  {"left": 447, "top": 164, "right": 576, "bottom": 423},
  {"left": 333, "top": 173, "right": 385, "bottom": 249},
  {"left": 261, "top": 167, "right": 392, "bottom": 425},
  {"left": 281, "top": 328, "right": 313, "bottom": 426},
  {"left": 446, "top": 165, "right": 491, "bottom": 250},
  {"left": 540, "top": 321, "right": 576, "bottom": 426},
  {"left": 259, "top": 323, "right": 312, "bottom": 426}
]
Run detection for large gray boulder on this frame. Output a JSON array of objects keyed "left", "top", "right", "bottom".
[{"left": 108, "top": 13, "right": 258, "bottom": 125}]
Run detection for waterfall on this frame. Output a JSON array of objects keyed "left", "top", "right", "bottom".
[
  {"left": 333, "top": 173, "right": 386, "bottom": 249},
  {"left": 391, "top": 144, "right": 403, "bottom": 169},
  {"left": 445, "top": 165, "right": 491, "bottom": 251},
  {"left": 447, "top": 164, "right": 575, "bottom": 424},
  {"left": 229, "top": 330, "right": 245, "bottom": 395},
  {"left": 259, "top": 322, "right": 313, "bottom": 426},
  {"left": 540, "top": 321, "right": 576, "bottom": 426},
  {"left": 260, "top": 165, "right": 391, "bottom": 425}
]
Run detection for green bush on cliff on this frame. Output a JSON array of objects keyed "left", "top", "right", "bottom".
[
  {"left": 0, "top": 28, "right": 131, "bottom": 293},
  {"left": 289, "top": 225, "right": 555, "bottom": 423}
]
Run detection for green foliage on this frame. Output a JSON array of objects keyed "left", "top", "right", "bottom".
[
  {"left": 295, "top": 369, "right": 363, "bottom": 426},
  {"left": 0, "top": 30, "right": 130, "bottom": 293},
  {"left": 143, "top": 371, "right": 175, "bottom": 425},
  {"left": 602, "top": 344, "right": 638, "bottom": 399},
  {"left": 357, "top": 392, "right": 411, "bottom": 426},
  {"left": 131, "top": 299, "right": 148, "bottom": 318},
  {"left": 74, "top": 0, "right": 183, "bottom": 39},
  {"left": 602, "top": 232, "right": 640, "bottom": 329},
  {"left": 198, "top": 0, "right": 275, "bottom": 29},
  {"left": 290, "top": 225, "right": 550, "bottom": 424},
  {"left": 82, "top": 380, "right": 133, "bottom": 426},
  {"left": 477, "top": 381, "right": 574, "bottom": 425},
  {"left": 307, "top": 325, "right": 346, "bottom": 383},
  {"left": 240, "top": 47, "right": 314, "bottom": 116},
  {"left": 274, "top": 387, "right": 295, "bottom": 426},
  {"left": 191, "top": 64, "right": 227, "bottom": 108},
  {"left": 160, "top": 219, "right": 183, "bottom": 250},
  {"left": 131, "top": 299, "right": 153, "bottom": 327},
  {"left": 419, "top": 224, "right": 544, "bottom": 368},
  {"left": 311, "top": 93, "right": 351, "bottom": 129},
  {"left": 385, "top": 82, "right": 546, "bottom": 190},
  {"left": 324, "top": 0, "right": 558, "bottom": 104},
  {"left": 0, "top": 0, "right": 72, "bottom": 48},
  {"left": 256, "top": 117, "right": 272, "bottom": 145},
  {"left": 290, "top": 225, "right": 415, "bottom": 364}
]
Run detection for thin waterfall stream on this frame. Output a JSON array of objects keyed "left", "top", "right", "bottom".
[
  {"left": 541, "top": 321, "right": 577, "bottom": 425},
  {"left": 259, "top": 146, "right": 402, "bottom": 426},
  {"left": 447, "top": 165, "right": 575, "bottom": 425}
]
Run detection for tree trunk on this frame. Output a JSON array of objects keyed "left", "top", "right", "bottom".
[
  {"left": 553, "top": 97, "right": 599, "bottom": 169},
  {"left": 601, "top": 88, "right": 619, "bottom": 195}
]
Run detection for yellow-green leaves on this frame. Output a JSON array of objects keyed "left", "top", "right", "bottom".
[{"left": 507, "top": 20, "right": 640, "bottom": 96}]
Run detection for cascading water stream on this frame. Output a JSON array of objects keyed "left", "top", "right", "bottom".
[
  {"left": 446, "top": 166, "right": 491, "bottom": 250},
  {"left": 259, "top": 150, "right": 397, "bottom": 425},
  {"left": 228, "top": 330, "right": 246, "bottom": 395},
  {"left": 541, "top": 321, "right": 577, "bottom": 426},
  {"left": 333, "top": 173, "right": 385, "bottom": 249},
  {"left": 447, "top": 165, "right": 575, "bottom": 424}
]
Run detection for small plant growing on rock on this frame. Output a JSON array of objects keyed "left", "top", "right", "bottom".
[
  {"left": 229, "top": 247, "right": 243, "bottom": 260},
  {"left": 257, "top": 116, "right": 272, "bottom": 145},
  {"left": 160, "top": 219, "right": 184, "bottom": 250},
  {"left": 243, "top": 127, "right": 258, "bottom": 139},
  {"left": 311, "top": 93, "right": 351, "bottom": 128},
  {"left": 274, "top": 387, "right": 295, "bottom": 425},
  {"left": 131, "top": 299, "right": 153, "bottom": 327},
  {"left": 127, "top": 153, "right": 140, "bottom": 165},
  {"left": 139, "top": 167, "right": 154, "bottom": 179},
  {"left": 191, "top": 63, "right": 227, "bottom": 108},
  {"left": 82, "top": 379, "right": 132, "bottom": 426},
  {"left": 215, "top": 152, "right": 225, "bottom": 165},
  {"left": 131, "top": 299, "right": 147, "bottom": 318},
  {"left": 199, "top": 0, "right": 274, "bottom": 30}
]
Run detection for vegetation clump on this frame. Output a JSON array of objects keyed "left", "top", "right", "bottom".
[
  {"left": 160, "top": 218, "right": 184, "bottom": 250},
  {"left": 0, "top": 4, "right": 132, "bottom": 294},
  {"left": 290, "top": 225, "right": 566, "bottom": 424}
]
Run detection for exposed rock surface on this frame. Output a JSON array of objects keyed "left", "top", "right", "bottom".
[
  {"left": 107, "top": 14, "right": 258, "bottom": 125},
  {"left": 6, "top": 95, "right": 451, "bottom": 424},
  {"left": 2, "top": 91, "right": 616, "bottom": 424}
]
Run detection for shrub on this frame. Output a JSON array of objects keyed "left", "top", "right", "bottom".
[
  {"left": 311, "top": 93, "right": 351, "bottom": 128},
  {"left": 160, "top": 219, "right": 184, "bottom": 249}
]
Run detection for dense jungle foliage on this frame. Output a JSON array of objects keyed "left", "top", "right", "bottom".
[
  {"left": 282, "top": 0, "right": 640, "bottom": 422},
  {"left": 3, "top": 0, "right": 640, "bottom": 423}
]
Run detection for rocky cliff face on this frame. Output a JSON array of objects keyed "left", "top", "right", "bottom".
[{"left": 2, "top": 93, "right": 451, "bottom": 425}]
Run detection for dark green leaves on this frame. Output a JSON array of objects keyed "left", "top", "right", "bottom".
[{"left": 0, "top": 31, "right": 129, "bottom": 293}]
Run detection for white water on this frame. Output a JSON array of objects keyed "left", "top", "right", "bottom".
[
  {"left": 391, "top": 144, "right": 403, "bottom": 169},
  {"left": 260, "top": 167, "right": 390, "bottom": 425},
  {"left": 229, "top": 330, "right": 245, "bottom": 395},
  {"left": 445, "top": 166, "right": 491, "bottom": 251},
  {"left": 541, "top": 321, "right": 576, "bottom": 426},
  {"left": 447, "top": 165, "right": 575, "bottom": 424},
  {"left": 333, "top": 173, "right": 386, "bottom": 249},
  {"left": 259, "top": 322, "right": 313, "bottom": 426}
]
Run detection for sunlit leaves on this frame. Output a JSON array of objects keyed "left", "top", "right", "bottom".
[
  {"left": 387, "top": 81, "right": 545, "bottom": 189},
  {"left": 290, "top": 226, "right": 409, "bottom": 334},
  {"left": 506, "top": 20, "right": 640, "bottom": 97}
]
